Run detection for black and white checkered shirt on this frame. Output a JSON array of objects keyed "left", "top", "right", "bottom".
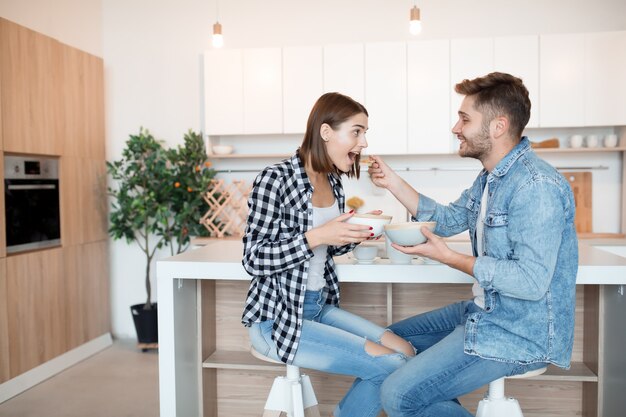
[{"left": 241, "top": 152, "right": 354, "bottom": 364}]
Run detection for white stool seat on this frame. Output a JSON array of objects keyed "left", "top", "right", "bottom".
[
  {"left": 475, "top": 366, "right": 547, "bottom": 417},
  {"left": 251, "top": 347, "right": 321, "bottom": 417}
]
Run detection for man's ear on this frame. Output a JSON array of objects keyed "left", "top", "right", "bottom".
[
  {"left": 491, "top": 116, "right": 509, "bottom": 139},
  {"left": 320, "top": 123, "right": 332, "bottom": 142}
]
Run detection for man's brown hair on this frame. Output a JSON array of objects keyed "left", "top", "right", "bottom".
[
  {"left": 455, "top": 72, "right": 531, "bottom": 139},
  {"left": 299, "top": 92, "right": 368, "bottom": 178}
]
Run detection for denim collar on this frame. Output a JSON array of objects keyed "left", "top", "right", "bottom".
[{"left": 490, "top": 137, "right": 531, "bottom": 178}]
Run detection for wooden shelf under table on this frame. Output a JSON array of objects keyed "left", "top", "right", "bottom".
[{"left": 202, "top": 350, "right": 598, "bottom": 382}]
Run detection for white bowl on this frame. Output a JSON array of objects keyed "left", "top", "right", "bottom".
[
  {"left": 384, "top": 222, "right": 437, "bottom": 246},
  {"left": 353, "top": 244, "right": 378, "bottom": 263},
  {"left": 212, "top": 145, "right": 234, "bottom": 155},
  {"left": 346, "top": 214, "right": 392, "bottom": 238}
]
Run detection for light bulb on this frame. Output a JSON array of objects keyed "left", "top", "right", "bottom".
[
  {"left": 409, "top": 5, "right": 421, "bottom": 36},
  {"left": 212, "top": 22, "right": 223, "bottom": 48}
]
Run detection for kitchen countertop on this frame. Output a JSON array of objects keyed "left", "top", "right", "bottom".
[{"left": 159, "top": 238, "right": 626, "bottom": 285}]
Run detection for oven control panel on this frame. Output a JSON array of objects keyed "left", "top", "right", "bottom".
[{"left": 4, "top": 155, "right": 59, "bottom": 180}]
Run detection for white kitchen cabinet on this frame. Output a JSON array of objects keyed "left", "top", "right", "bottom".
[
  {"left": 365, "top": 42, "right": 407, "bottom": 155},
  {"left": 243, "top": 48, "right": 282, "bottom": 134},
  {"left": 283, "top": 46, "right": 323, "bottom": 134},
  {"left": 450, "top": 37, "right": 494, "bottom": 138},
  {"left": 539, "top": 33, "right": 585, "bottom": 127},
  {"left": 323, "top": 43, "right": 365, "bottom": 104},
  {"left": 584, "top": 31, "right": 626, "bottom": 126},
  {"left": 407, "top": 39, "right": 451, "bottom": 154},
  {"left": 204, "top": 49, "right": 243, "bottom": 135},
  {"left": 494, "top": 35, "right": 540, "bottom": 128}
]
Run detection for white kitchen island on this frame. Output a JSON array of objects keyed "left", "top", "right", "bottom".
[{"left": 157, "top": 239, "right": 626, "bottom": 417}]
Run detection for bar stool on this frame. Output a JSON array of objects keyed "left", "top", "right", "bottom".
[
  {"left": 250, "top": 347, "right": 321, "bottom": 417},
  {"left": 476, "top": 366, "right": 547, "bottom": 417}
]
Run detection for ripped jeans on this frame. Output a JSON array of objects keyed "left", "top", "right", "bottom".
[{"left": 248, "top": 290, "right": 409, "bottom": 417}]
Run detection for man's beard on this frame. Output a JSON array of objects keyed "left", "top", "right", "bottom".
[{"left": 459, "top": 123, "right": 492, "bottom": 161}]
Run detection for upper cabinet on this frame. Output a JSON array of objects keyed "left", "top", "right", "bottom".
[
  {"left": 203, "top": 30, "right": 626, "bottom": 151},
  {"left": 407, "top": 39, "right": 451, "bottom": 154},
  {"left": 204, "top": 49, "right": 244, "bottom": 135},
  {"left": 584, "top": 31, "right": 626, "bottom": 126},
  {"left": 539, "top": 33, "right": 585, "bottom": 127},
  {"left": 365, "top": 42, "right": 407, "bottom": 154},
  {"left": 323, "top": 44, "right": 365, "bottom": 104},
  {"left": 283, "top": 46, "right": 323, "bottom": 134},
  {"left": 243, "top": 48, "right": 282, "bottom": 134},
  {"left": 494, "top": 36, "right": 539, "bottom": 128}
]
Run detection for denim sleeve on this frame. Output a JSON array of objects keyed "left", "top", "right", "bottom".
[
  {"left": 473, "top": 179, "right": 565, "bottom": 300},
  {"left": 412, "top": 190, "right": 471, "bottom": 237},
  {"left": 242, "top": 169, "right": 313, "bottom": 277}
]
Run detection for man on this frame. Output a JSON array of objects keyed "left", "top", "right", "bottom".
[{"left": 368, "top": 72, "right": 578, "bottom": 416}]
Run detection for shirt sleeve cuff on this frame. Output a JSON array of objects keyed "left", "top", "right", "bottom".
[
  {"left": 411, "top": 194, "right": 438, "bottom": 222},
  {"left": 473, "top": 255, "right": 497, "bottom": 290}
]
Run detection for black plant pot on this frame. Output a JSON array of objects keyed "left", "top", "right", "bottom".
[{"left": 130, "top": 303, "right": 158, "bottom": 344}]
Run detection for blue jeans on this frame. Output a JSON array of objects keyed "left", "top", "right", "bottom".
[
  {"left": 249, "top": 290, "right": 408, "bottom": 417},
  {"left": 381, "top": 300, "right": 548, "bottom": 417}
]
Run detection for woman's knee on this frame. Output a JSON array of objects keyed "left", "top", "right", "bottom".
[{"left": 381, "top": 375, "right": 412, "bottom": 414}]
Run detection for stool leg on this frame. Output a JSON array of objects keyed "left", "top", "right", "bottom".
[{"left": 487, "top": 378, "right": 505, "bottom": 400}]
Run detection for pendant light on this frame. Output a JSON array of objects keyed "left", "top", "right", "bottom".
[
  {"left": 212, "top": 0, "right": 223, "bottom": 48},
  {"left": 409, "top": 5, "right": 422, "bottom": 36}
]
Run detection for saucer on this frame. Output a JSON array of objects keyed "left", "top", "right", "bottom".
[{"left": 355, "top": 258, "right": 376, "bottom": 264}]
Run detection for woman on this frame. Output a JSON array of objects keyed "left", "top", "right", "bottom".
[{"left": 241, "top": 92, "right": 414, "bottom": 417}]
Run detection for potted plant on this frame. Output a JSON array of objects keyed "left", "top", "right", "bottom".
[{"left": 107, "top": 128, "right": 217, "bottom": 346}]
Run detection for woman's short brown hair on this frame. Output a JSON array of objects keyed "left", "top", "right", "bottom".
[{"left": 298, "top": 92, "right": 368, "bottom": 178}]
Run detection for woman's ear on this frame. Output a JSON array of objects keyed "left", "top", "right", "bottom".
[{"left": 320, "top": 123, "right": 331, "bottom": 142}]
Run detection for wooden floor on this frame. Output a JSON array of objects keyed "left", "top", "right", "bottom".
[{"left": 0, "top": 339, "right": 159, "bottom": 417}]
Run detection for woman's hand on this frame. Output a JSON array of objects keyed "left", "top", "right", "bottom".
[{"left": 305, "top": 211, "right": 373, "bottom": 249}]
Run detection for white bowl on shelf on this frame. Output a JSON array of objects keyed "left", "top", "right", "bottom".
[{"left": 212, "top": 145, "right": 234, "bottom": 155}]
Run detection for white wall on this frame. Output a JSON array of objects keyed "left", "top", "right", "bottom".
[{"left": 3, "top": 0, "right": 626, "bottom": 338}]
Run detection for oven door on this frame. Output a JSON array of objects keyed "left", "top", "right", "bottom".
[{"left": 4, "top": 179, "right": 61, "bottom": 254}]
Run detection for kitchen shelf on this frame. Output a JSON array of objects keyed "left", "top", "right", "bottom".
[
  {"left": 206, "top": 147, "right": 626, "bottom": 159},
  {"left": 202, "top": 349, "right": 598, "bottom": 382}
]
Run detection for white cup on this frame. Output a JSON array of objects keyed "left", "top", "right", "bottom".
[
  {"left": 384, "top": 233, "right": 412, "bottom": 264},
  {"left": 353, "top": 245, "right": 378, "bottom": 264},
  {"left": 570, "top": 135, "right": 583, "bottom": 148},
  {"left": 604, "top": 134, "right": 618, "bottom": 148},
  {"left": 585, "top": 135, "right": 600, "bottom": 148}
]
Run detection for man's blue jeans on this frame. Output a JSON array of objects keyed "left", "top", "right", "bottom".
[
  {"left": 381, "top": 300, "right": 547, "bottom": 417},
  {"left": 249, "top": 290, "right": 408, "bottom": 417}
]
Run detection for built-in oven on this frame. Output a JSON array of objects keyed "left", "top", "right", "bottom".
[{"left": 4, "top": 155, "right": 61, "bottom": 254}]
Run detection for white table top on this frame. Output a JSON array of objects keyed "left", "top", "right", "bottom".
[{"left": 157, "top": 239, "right": 626, "bottom": 285}]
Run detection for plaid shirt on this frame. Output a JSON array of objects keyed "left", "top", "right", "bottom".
[{"left": 241, "top": 152, "right": 354, "bottom": 364}]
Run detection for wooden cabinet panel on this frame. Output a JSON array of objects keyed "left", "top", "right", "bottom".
[
  {"left": 0, "top": 258, "right": 8, "bottom": 383},
  {"left": 204, "top": 49, "right": 244, "bottom": 135},
  {"left": 494, "top": 35, "right": 540, "bottom": 128},
  {"left": 282, "top": 46, "right": 323, "bottom": 134},
  {"left": 7, "top": 248, "right": 66, "bottom": 377},
  {"left": 539, "top": 33, "right": 585, "bottom": 127},
  {"left": 407, "top": 39, "right": 451, "bottom": 154},
  {"left": 243, "top": 48, "right": 282, "bottom": 134},
  {"left": 0, "top": 18, "right": 65, "bottom": 155},
  {"left": 0, "top": 155, "right": 5, "bottom": 258},
  {"left": 63, "top": 241, "right": 110, "bottom": 349},
  {"left": 584, "top": 31, "right": 626, "bottom": 126},
  {"left": 61, "top": 157, "right": 108, "bottom": 246},
  {"left": 323, "top": 44, "right": 365, "bottom": 104},
  {"left": 365, "top": 42, "right": 407, "bottom": 154}
]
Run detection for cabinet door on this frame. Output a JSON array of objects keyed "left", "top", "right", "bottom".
[
  {"left": 539, "top": 33, "right": 585, "bottom": 127},
  {"left": 494, "top": 35, "right": 540, "bottom": 128},
  {"left": 243, "top": 48, "right": 282, "bottom": 134},
  {"left": 450, "top": 38, "right": 494, "bottom": 136},
  {"left": 365, "top": 42, "right": 407, "bottom": 155},
  {"left": 204, "top": 49, "right": 243, "bottom": 135},
  {"left": 0, "top": 258, "right": 8, "bottom": 383},
  {"left": 283, "top": 46, "right": 323, "bottom": 134},
  {"left": 323, "top": 43, "right": 365, "bottom": 104},
  {"left": 584, "top": 31, "right": 626, "bottom": 126},
  {"left": 407, "top": 40, "right": 451, "bottom": 154}
]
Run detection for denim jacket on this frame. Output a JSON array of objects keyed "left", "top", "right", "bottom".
[{"left": 415, "top": 138, "right": 578, "bottom": 368}]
